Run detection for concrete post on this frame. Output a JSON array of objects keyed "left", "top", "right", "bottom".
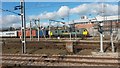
[
  {"left": 30, "top": 21, "right": 32, "bottom": 41},
  {"left": 111, "top": 33, "right": 114, "bottom": 52},
  {"left": 100, "top": 33, "right": 104, "bottom": 53},
  {"left": 66, "top": 41, "right": 73, "bottom": 53},
  {"left": 70, "top": 33, "right": 71, "bottom": 40}
]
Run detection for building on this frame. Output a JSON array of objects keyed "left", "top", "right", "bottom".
[{"left": 69, "top": 15, "right": 120, "bottom": 36}]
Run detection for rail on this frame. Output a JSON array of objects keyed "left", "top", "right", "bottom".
[{"left": 2, "top": 54, "right": 120, "bottom": 66}]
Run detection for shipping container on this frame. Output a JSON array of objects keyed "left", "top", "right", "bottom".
[
  {"left": 32, "top": 30, "right": 36, "bottom": 37},
  {"left": 36, "top": 30, "right": 47, "bottom": 37},
  {"left": 0, "top": 31, "right": 17, "bottom": 37},
  {"left": 18, "top": 30, "right": 36, "bottom": 37},
  {"left": 46, "top": 30, "right": 49, "bottom": 36},
  {"left": 0, "top": 32, "right": 2, "bottom": 37},
  {"left": 17, "top": 30, "right": 21, "bottom": 37}
]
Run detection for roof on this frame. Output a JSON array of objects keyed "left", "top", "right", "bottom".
[
  {"left": 95, "top": 15, "right": 119, "bottom": 21},
  {"left": 75, "top": 23, "right": 94, "bottom": 28},
  {"left": 72, "top": 15, "right": 119, "bottom": 24}
]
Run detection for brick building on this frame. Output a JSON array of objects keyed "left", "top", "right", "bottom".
[{"left": 69, "top": 15, "right": 120, "bottom": 36}]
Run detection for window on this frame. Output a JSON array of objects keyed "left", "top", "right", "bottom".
[
  {"left": 77, "top": 30, "right": 79, "bottom": 32},
  {"left": 65, "top": 30, "right": 68, "bottom": 32},
  {"left": 55, "top": 31, "right": 57, "bottom": 33},
  {"left": 62, "top": 31, "right": 64, "bottom": 33},
  {"left": 73, "top": 30, "right": 75, "bottom": 32}
]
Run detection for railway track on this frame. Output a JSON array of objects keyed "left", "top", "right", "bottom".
[
  {"left": 3, "top": 39, "right": 118, "bottom": 51},
  {"left": 2, "top": 54, "right": 120, "bottom": 66}
]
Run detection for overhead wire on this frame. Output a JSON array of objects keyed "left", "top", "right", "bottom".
[{"left": 0, "top": 8, "right": 20, "bottom": 15}]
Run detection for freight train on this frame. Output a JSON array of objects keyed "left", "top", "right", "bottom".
[{"left": 0, "top": 28, "right": 89, "bottom": 38}]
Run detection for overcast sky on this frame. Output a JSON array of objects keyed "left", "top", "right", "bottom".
[{"left": 1, "top": 1, "right": 119, "bottom": 29}]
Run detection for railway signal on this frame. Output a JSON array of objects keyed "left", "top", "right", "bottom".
[
  {"left": 98, "top": 2, "right": 105, "bottom": 53},
  {"left": 98, "top": 22, "right": 104, "bottom": 53}
]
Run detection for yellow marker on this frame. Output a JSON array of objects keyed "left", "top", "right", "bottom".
[
  {"left": 83, "top": 30, "right": 88, "bottom": 36},
  {"left": 49, "top": 31, "right": 53, "bottom": 36},
  {"left": 50, "top": 31, "right": 53, "bottom": 36}
]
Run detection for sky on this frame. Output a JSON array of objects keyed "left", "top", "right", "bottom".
[
  {"left": 0, "top": 1, "right": 119, "bottom": 29},
  {"left": 1, "top": 0, "right": 120, "bottom": 2}
]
